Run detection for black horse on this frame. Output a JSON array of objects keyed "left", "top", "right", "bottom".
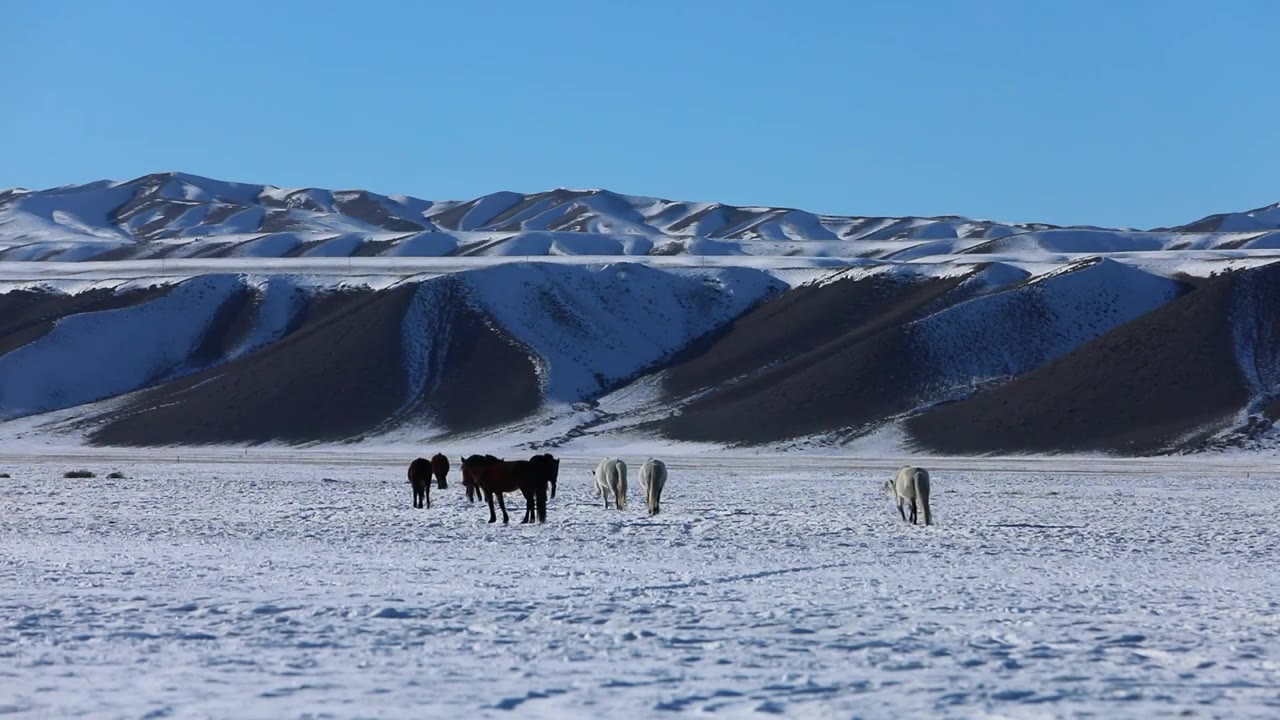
[
  {"left": 407, "top": 457, "right": 433, "bottom": 508},
  {"left": 530, "top": 453, "right": 560, "bottom": 498}
]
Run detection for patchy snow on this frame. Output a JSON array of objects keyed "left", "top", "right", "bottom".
[
  {"left": 398, "top": 277, "right": 456, "bottom": 420},
  {"left": 2, "top": 452, "right": 1278, "bottom": 718},
  {"left": 910, "top": 259, "right": 1183, "bottom": 399},
  {"left": 5, "top": 173, "right": 1280, "bottom": 268},
  {"left": 1228, "top": 268, "right": 1280, "bottom": 416},
  {"left": 227, "top": 276, "right": 310, "bottom": 361}
]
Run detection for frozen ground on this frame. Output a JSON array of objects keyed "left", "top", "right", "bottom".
[{"left": 2, "top": 452, "right": 1279, "bottom": 719}]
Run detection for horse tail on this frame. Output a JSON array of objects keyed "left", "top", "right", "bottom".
[
  {"left": 614, "top": 460, "right": 627, "bottom": 510},
  {"left": 913, "top": 469, "right": 931, "bottom": 526},
  {"left": 646, "top": 460, "right": 666, "bottom": 515}
]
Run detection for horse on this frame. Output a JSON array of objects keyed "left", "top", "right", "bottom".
[
  {"left": 430, "top": 453, "right": 450, "bottom": 490},
  {"left": 461, "top": 455, "right": 482, "bottom": 503},
  {"left": 594, "top": 457, "right": 627, "bottom": 509},
  {"left": 461, "top": 454, "right": 498, "bottom": 510},
  {"left": 524, "top": 454, "right": 557, "bottom": 523},
  {"left": 462, "top": 454, "right": 552, "bottom": 524},
  {"left": 530, "top": 453, "right": 560, "bottom": 498},
  {"left": 407, "top": 457, "right": 433, "bottom": 509},
  {"left": 639, "top": 458, "right": 667, "bottom": 515},
  {"left": 886, "top": 465, "right": 932, "bottom": 525}
]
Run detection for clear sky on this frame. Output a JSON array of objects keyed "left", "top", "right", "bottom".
[{"left": 4, "top": 0, "right": 1277, "bottom": 228}]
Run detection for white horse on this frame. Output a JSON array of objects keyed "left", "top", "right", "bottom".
[
  {"left": 639, "top": 458, "right": 667, "bottom": 515},
  {"left": 594, "top": 457, "right": 627, "bottom": 509},
  {"left": 885, "top": 465, "right": 932, "bottom": 525}
]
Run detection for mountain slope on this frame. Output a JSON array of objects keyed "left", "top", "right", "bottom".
[
  {"left": 7, "top": 172, "right": 1280, "bottom": 454},
  {"left": 655, "top": 259, "right": 1186, "bottom": 445},
  {"left": 37, "top": 263, "right": 783, "bottom": 445},
  {"left": 903, "top": 262, "right": 1280, "bottom": 454}
]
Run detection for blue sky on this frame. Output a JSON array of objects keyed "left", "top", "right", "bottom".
[{"left": 4, "top": 0, "right": 1277, "bottom": 228}]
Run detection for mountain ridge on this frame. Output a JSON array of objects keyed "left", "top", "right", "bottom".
[{"left": 5, "top": 172, "right": 1280, "bottom": 456}]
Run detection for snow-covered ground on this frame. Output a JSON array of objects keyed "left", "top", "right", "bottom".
[{"left": 3, "top": 451, "right": 1278, "bottom": 718}]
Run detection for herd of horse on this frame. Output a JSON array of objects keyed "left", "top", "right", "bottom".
[{"left": 407, "top": 454, "right": 933, "bottom": 527}]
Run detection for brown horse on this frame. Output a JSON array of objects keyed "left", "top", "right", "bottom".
[
  {"left": 430, "top": 453, "right": 449, "bottom": 490},
  {"left": 407, "top": 457, "right": 433, "bottom": 509},
  {"left": 530, "top": 453, "right": 560, "bottom": 498},
  {"left": 461, "top": 454, "right": 554, "bottom": 524},
  {"left": 461, "top": 454, "right": 483, "bottom": 503}
]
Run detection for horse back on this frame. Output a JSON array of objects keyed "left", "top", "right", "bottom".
[
  {"left": 481, "top": 459, "right": 531, "bottom": 493},
  {"left": 912, "top": 468, "right": 930, "bottom": 500},
  {"left": 431, "top": 453, "right": 449, "bottom": 475},
  {"left": 529, "top": 453, "right": 559, "bottom": 484},
  {"left": 408, "top": 457, "right": 430, "bottom": 482},
  {"left": 642, "top": 459, "right": 666, "bottom": 489}
]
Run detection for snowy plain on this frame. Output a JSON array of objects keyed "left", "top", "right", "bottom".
[{"left": 3, "top": 450, "right": 1279, "bottom": 719}]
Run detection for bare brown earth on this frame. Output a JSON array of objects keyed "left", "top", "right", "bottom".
[
  {"left": 904, "top": 268, "right": 1255, "bottom": 454},
  {"left": 657, "top": 271, "right": 975, "bottom": 443},
  {"left": 662, "top": 270, "right": 975, "bottom": 399},
  {"left": 83, "top": 285, "right": 414, "bottom": 445}
]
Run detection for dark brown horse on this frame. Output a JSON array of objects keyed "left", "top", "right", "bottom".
[
  {"left": 430, "top": 453, "right": 449, "bottom": 490},
  {"left": 530, "top": 453, "right": 560, "bottom": 498},
  {"left": 461, "top": 454, "right": 483, "bottom": 503},
  {"left": 461, "top": 454, "right": 555, "bottom": 524},
  {"left": 407, "top": 457, "right": 433, "bottom": 509}
]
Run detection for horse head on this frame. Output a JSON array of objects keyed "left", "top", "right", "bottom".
[{"left": 529, "top": 453, "right": 560, "bottom": 498}]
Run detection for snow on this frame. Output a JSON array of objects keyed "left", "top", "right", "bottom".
[
  {"left": 2, "top": 451, "right": 1278, "bottom": 718},
  {"left": 198, "top": 206, "right": 266, "bottom": 236},
  {"left": 0, "top": 184, "right": 134, "bottom": 242},
  {"left": 460, "top": 263, "right": 784, "bottom": 403},
  {"left": 453, "top": 192, "right": 526, "bottom": 231},
  {"left": 384, "top": 231, "right": 460, "bottom": 257},
  {"left": 0, "top": 275, "right": 245, "bottom": 419},
  {"left": 229, "top": 232, "right": 307, "bottom": 258}
]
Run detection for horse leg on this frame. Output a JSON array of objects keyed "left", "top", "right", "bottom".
[
  {"left": 486, "top": 490, "right": 497, "bottom": 523},
  {"left": 550, "top": 479, "right": 557, "bottom": 500},
  {"left": 909, "top": 499, "right": 918, "bottom": 525},
  {"left": 497, "top": 493, "right": 509, "bottom": 524},
  {"left": 897, "top": 497, "right": 907, "bottom": 522},
  {"left": 537, "top": 487, "right": 547, "bottom": 523},
  {"left": 521, "top": 490, "right": 532, "bottom": 524}
]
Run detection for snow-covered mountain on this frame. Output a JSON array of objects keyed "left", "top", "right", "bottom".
[
  {"left": 11, "top": 171, "right": 1280, "bottom": 263},
  {"left": 5, "top": 172, "right": 1280, "bottom": 455}
]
